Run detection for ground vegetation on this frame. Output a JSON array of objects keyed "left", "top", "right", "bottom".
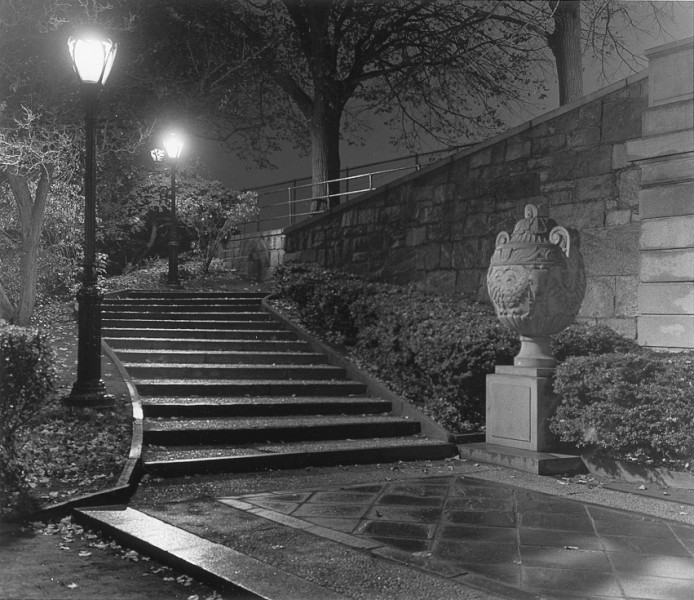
[{"left": 272, "top": 263, "right": 694, "bottom": 471}]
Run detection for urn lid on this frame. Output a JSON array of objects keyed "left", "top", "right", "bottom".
[{"left": 509, "top": 204, "right": 557, "bottom": 244}]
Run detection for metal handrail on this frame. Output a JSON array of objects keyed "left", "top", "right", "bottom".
[{"left": 236, "top": 144, "right": 473, "bottom": 233}]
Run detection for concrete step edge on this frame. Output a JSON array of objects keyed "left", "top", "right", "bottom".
[{"left": 74, "top": 507, "right": 347, "bottom": 600}]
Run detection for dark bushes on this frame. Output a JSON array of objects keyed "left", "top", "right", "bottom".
[
  {"left": 273, "top": 264, "right": 519, "bottom": 432},
  {"left": 1, "top": 326, "right": 56, "bottom": 507},
  {"left": 550, "top": 352, "right": 694, "bottom": 462}
]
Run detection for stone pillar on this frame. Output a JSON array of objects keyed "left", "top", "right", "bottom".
[{"left": 626, "top": 37, "right": 694, "bottom": 350}]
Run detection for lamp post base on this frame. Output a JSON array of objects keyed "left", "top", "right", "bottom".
[{"left": 63, "top": 381, "right": 115, "bottom": 408}]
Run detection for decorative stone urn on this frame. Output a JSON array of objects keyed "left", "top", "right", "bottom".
[{"left": 487, "top": 204, "right": 586, "bottom": 368}]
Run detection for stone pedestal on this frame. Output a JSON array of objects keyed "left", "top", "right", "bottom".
[{"left": 485, "top": 366, "right": 557, "bottom": 452}]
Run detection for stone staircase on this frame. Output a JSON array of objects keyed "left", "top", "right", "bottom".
[{"left": 102, "top": 291, "right": 456, "bottom": 477}]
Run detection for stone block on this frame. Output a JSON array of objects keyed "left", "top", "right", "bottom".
[
  {"left": 640, "top": 248, "right": 694, "bottom": 282},
  {"left": 574, "top": 174, "right": 615, "bottom": 201},
  {"left": 605, "top": 209, "right": 633, "bottom": 226},
  {"left": 532, "top": 134, "right": 565, "bottom": 155},
  {"left": 640, "top": 181, "right": 694, "bottom": 218},
  {"left": 422, "top": 270, "right": 456, "bottom": 292},
  {"left": 626, "top": 129, "right": 694, "bottom": 162},
  {"left": 406, "top": 226, "right": 427, "bottom": 247},
  {"left": 601, "top": 98, "right": 646, "bottom": 142},
  {"left": 469, "top": 147, "right": 492, "bottom": 169},
  {"left": 616, "top": 169, "right": 641, "bottom": 208},
  {"left": 578, "top": 276, "right": 616, "bottom": 318},
  {"left": 491, "top": 142, "right": 506, "bottom": 164},
  {"left": 566, "top": 127, "right": 601, "bottom": 148},
  {"left": 615, "top": 276, "right": 638, "bottom": 317},
  {"left": 640, "top": 215, "right": 694, "bottom": 249},
  {"left": 546, "top": 146, "right": 612, "bottom": 181},
  {"left": 599, "top": 318, "right": 637, "bottom": 340},
  {"left": 642, "top": 99, "right": 694, "bottom": 136},
  {"left": 638, "top": 315, "right": 694, "bottom": 349},
  {"left": 415, "top": 245, "right": 440, "bottom": 271},
  {"left": 611, "top": 143, "right": 630, "bottom": 170},
  {"left": 639, "top": 155, "right": 694, "bottom": 187},
  {"left": 549, "top": 201, "right": 605, "bottom": 229},
  {"left": 505, "top": 141, "right": 532, "bottom": 162},
  {"left": 638, "top": 282, "right": 694, "bottom": 314},
  {"left": 578, "top": 99, "right": 603, "bottom": 126},
  {"left": 646, "top": 38, "right": 694, "bottom": 107},
  {"left": 580, "top": 225, "right": 639, "bottom": 277}
]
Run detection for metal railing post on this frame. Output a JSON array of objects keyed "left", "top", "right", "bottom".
[{"left": 289, "top": 180, "right": 297, "bottom": 226}]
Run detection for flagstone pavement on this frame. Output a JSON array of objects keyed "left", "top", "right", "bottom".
[{"left": 213, "top": 474, "right": 694, "bottom": 600}]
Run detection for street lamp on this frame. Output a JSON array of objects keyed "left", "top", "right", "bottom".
[
  {"left": 63, "top": 34, "right": 117, "bottom": 408},
  {"left": 161, "top": 132, "right": 184, "bottom": 288}
]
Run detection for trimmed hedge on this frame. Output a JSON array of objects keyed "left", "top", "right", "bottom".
[
  {"left": 273, "top": 264, "right": 519, "bottom": 432},
  {"left": 0, "top": 326, "right": 57, "bottom": 495},
  {"left": 550, "top": 352, "right": 694, "bottom": 462}
]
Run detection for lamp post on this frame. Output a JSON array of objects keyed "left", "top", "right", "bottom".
[
  {"left": 162, "top": 132, "right": 184, "bottom": 288},
  {"left": 63, "top": 35, "right": 117, "bottom": 408}
]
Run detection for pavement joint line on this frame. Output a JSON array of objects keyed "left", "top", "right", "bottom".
[{"left": 75, "top": 506, "right": 348, "bottom": 600}]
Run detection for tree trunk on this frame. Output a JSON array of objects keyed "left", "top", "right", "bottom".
[
  {"left": 547, "top": 0, "right": 583, "bottom": 105},
  {"left": 310, "top": 100, "right": 342, "bottom": 213},
  {"left": 5, "top": 169, "right": 51, "bottom": 326}
]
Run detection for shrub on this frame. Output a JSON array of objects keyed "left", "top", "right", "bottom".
[
  {"left": 273, "top": 265, "right": 519, "bottom": 432},
  {"left": 549, "top": 352, "right": 694, "bottom": 462},
  {"left": 274, "top": 263, "right": 367, "bottom": 343},
  {"left": 551, "top": 322, "right": 639, "bottom": 361},
  {"left": 0, "top": 326, "right": 57, "bottom": 502},
  {"left": 352, "top": 286, "right": 518, "bottom": 429}
]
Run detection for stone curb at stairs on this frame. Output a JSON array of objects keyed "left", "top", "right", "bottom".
[{"left": 28, "top": 292, "right": 145, "bottom": 522}]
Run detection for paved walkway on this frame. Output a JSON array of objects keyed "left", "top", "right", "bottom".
[
  {"left": 87, "top": 466, "right": 694, "bottom": 600},
  {"left": 217, "top": 475, "right": 694, "bottom": 599}
]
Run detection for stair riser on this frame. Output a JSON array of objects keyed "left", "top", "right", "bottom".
[
  {"left": 103, "top": 320, "right": 283, "bottom": 331},
  {"left": 135, "top": 381, "right": 367, "bottom": 397},
  {"left": 103, "top": 329, "right": 296, "bottom": 340},
  {"left": 104, "top": 338, "right": 311, "bottom": 352},
  {"left": 126, "top": 365, "right": 346, "bottom": 380},
  {"left": 115, "top": 351, "right": 327, "bottom": 366},
  {"left": 141, "top": 400, "right": 392, "bottom": 418},
  {"left": 143, "top": 421, "right": 419, "bottom": 445},
  {"left": 145, "top": 444, "right": 457, "bottom": 476}
]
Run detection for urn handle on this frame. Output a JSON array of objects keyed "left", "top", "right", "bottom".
[
  {"left": 550, "top": 225, "right": 571, "bottom": 257},
  {"left": 495, "top": 231, "right": 510, "bottom": 247}
]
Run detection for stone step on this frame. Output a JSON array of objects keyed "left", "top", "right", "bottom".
[
  {"left": 102, "top": 318, "right": 284, "bottom": 330},
  {"left": 115, "top": 349, "right": 327, "bottom": 365},
  {"left": 104, "top": 337, "right": 311, "bottom": 352},
  {"left": 143, "top": 436, "right": 457, "bottom": 476},
  {"left": 134, "top": 379, "right": 368, "bottom": 397},
  {"left": 103, "top": 299, "right": 263, "bottom": 309},
  {"left": 126, "top": 291, "right": 266, "bottom": 300},
  {"left": 102, "top": 310, "right": 272, "bottom": 321},
  {"left": 102, "top": 328, "right": 297, "bottom": 340},
  {"left": 140, "top": 396, "right": 392, "bottom": 417},
  {"left": 125, "top": 363, "right": 346, "bottom": 380},
  {"left": 143, "top": 414, "right": 420, "bottom": 445}
]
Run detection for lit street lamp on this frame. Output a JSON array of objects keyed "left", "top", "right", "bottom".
[
  {"left": 154, "top": 132, "right": 184, "bottom": 288},
  {"left": 63, "top": 34, "right": 117, "bottom": 408}
]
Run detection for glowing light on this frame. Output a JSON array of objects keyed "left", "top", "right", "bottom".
[{"left": 67, "top": 36, "right": 117, "bottom": 85}]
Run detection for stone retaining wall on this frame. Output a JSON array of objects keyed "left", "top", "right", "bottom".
[
  {"left": 220, "top": 229, "right": 284, "bottom": 282},
  {"left": 284, "top": 73, "right": 650, "bottom": 339}
]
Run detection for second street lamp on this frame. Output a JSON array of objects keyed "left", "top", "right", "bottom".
[
  {"left": 63, "top": 34, "right": 117, "bottom": 407},
  {"left": 162, "top": 132, "right": 184, "bottom": 288}
]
